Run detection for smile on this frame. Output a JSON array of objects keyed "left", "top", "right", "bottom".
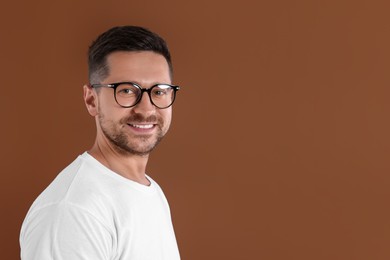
[{"left": 129, "top": 124, "right": 154, "bottom": 129}]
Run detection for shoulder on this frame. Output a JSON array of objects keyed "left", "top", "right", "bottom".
[
  {"left": 20, "top": 201, "right": 114, "bottom": 259},
  {"left": 23, "top": 153, "right": 119, "bottom": 228}
]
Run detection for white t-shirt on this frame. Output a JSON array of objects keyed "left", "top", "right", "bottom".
[{"left": 20, "top": 152, "right": 180, "bottom": 260}]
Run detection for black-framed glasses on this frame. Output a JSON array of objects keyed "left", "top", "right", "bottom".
[{"left": 90, "top": 82, "right": 180, "bottom": 109}]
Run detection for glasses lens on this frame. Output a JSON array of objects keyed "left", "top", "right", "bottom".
[
  {"left": 115, "top": 83, "right": 141, "bottom": 107},
  {"left": 151, "top": 85, "right": 175, "bottom": 108}
]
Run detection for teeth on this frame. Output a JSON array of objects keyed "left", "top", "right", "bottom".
[{"left": 131, "top": 124, "right": 153, "bottom": 129}]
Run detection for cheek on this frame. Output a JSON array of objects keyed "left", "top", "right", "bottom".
[
  {"left": 160, "top": 109, "right": 172, "bottom": 127},
  {"left": 97, "top": 103, "right": 126, "bottom": 125},
  {"left": 97, "top": 90, "right": 120, "bottom": 111}
]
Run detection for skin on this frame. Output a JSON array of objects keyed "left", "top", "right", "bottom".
[{"left": 83, "top": 51, "right": 172, "bottom": 186}]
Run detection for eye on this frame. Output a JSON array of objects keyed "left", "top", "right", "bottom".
[
  {"left": 116, "top": 83, "right": 139, "bottom": 97},
  {"left": 118, "top": 88, "right": 134, "bottom": 95},
  {"left": 153, "top": 89, "right": 167, "bottom": 96},
  {"left": 152, "top": 85, "right": 173, "bottom": 98}
]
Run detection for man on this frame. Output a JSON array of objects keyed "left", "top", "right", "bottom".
[{"left": 20, "top": 26, "right": 181, "bottom": 259}]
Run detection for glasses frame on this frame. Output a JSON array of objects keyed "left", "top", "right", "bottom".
[{"left": 90, "top": 82, "right": 180, "bottom": 109}]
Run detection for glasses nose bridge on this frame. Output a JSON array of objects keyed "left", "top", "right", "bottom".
[{"left": 137, "top": 87, "right": 154, "bottom": 105}]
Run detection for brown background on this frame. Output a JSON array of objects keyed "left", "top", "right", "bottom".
[{"left": 2, "top": 0, "right": 390, "bottom": 259}]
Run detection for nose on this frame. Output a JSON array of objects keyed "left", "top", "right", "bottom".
[{"left": 132, "top": 91, "right": 155, "bottom": 114}]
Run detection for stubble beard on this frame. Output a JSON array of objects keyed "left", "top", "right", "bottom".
[{"left": 99, "top": 112, "right": 167, "bottom": 157}]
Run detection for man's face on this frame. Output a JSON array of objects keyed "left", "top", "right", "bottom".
[{"left": 93, "top": 51, "right": 172, "bottom": 156}]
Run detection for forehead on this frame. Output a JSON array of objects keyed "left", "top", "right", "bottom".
[{"left": 104, "top": 51, "right": 171, "bottom": 85}]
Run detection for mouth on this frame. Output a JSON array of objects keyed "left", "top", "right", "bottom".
[
  {"left": 127, "top": 123, "right": 157, "bottom": 133},
  {"left": 128, "top": 124, "right": 154, "bottom": 129}
]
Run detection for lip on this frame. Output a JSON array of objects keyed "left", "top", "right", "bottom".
[{"left": 127, "top": 123, "right": 157, "bottom": 133}]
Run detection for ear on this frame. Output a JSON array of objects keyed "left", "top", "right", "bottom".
[{"left": 83, "top": 84, "right": 98, "bottom": 117}]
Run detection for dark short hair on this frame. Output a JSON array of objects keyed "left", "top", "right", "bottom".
[{"left": 88, "top": 26, "right": 172, "bottom": 83}]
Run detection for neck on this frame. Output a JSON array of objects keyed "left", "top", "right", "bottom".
[{"left": 88, "top": 138, "right": 151, "bottom": 186}]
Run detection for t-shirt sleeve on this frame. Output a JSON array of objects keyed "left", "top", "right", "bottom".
[{"left": 20, "top": 202, "right": 113, "bottom": 260}]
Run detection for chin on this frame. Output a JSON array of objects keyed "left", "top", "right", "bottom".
[{"left": 117, "top": 138, "right": 162, "bottom": 156}]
